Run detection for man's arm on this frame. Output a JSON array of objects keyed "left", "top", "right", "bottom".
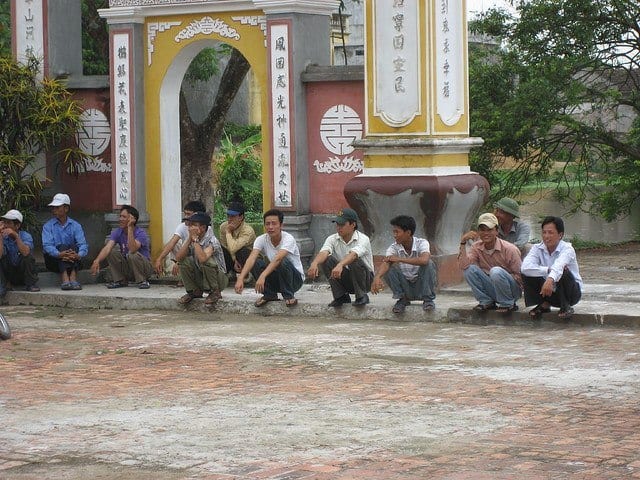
[
  {"left": 253, "top": 248, "right": 289, "bottom": 293},
  {"left": 307, "top": 249, "right": 330, "bottom": 279},
  {"left": 234, "top": 248, "right": 261, "bottom": 294},
  {"left": 371, "top": 260, "right": 390, "bottom": 294},
  {"left": 329, "top": 251, "right": 358, "bottom": 280},
  {"left": 457, "top": 231, "right": 479, "bottom": 270},
  {"left": 13, "top": 232, "right": 32, "bottom": 257},
  {"left": 41, "top": 222, "right": 60, "bottom": 257},
  {"left": 174, "top": 235, "right": 191, "bottom": 263},
  {"left": 154, "top": 234, "right": 181, "bottom": 273},
  {"left": 90, "top": 240, "right": 116, "bottom": 275},
  {"left": 225, "top": 224, "right": 256, "bottom": 255},
  {"left": 520, "top": 246, "right": 548, "bottom": 277}
]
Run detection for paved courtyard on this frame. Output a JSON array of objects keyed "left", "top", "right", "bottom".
[{"left": 1, "top": 306, "right": 640, "bottom": 479}]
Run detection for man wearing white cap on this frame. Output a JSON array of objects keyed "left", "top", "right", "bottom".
[
  {"left": 42, "top": 193, "right": 89, "bottom": 290},
  {"left": 0, "top": 209, "right": 40, "bottom": 295},
  {"left": 458, "top": 213, "right": 522, "bottom": 313}
]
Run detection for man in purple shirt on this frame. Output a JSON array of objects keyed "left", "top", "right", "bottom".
[{"left": 90, "top": 205, "right": 153, "bottom": 289}]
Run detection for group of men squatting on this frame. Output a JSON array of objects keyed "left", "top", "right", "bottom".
[{"left": 0, "top": 194, "right": 582, "bottom": 319}]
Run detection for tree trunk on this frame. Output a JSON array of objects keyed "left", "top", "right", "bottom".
[{"left": 179, "top": 48, "right": 251, "bottom": 210}]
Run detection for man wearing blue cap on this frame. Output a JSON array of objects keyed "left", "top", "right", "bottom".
[
  {"left": 219, "top": 201, "right": 256, "bottom": 276},
  {"left": 307, "top": 208, "right": 374, "bottom": 307},
  {"left": 176, "top": 212, "right": 227, "bottom": 306}
]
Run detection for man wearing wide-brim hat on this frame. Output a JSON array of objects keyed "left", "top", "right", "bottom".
[{"left": 493, "top": 197, "right": 531, "bottom": 257}]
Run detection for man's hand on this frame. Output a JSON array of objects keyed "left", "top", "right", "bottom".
[
  {"left": 371, "top": 277, "right": 385, "bottom": 294},
  {"left": 233, "top": 260, "right": 242, "bottom": 273},
  {"left": 90, "top": 260, "right": 100, "bottom": 275},
  {"left": 383, "top": 255, "right": 400, "bottom": 264},
  {"left": 307, "top": 263, "right": 319, "bottom": 280},
  {"left": 234, "top": 278, "right": 244, "bottom": 294},
  {"left": 254, "top": 274, "right": 266, "bottom": 293},
  {"left": 226, "top": 217, "right": 241, "bottom": 233},
  {"left": 330, "top": 264, "right": 344, "bottom": 280},
  {"left": 540, "top": 277, "right": 554, "bottom": 297},
  {"left": 126, "top": 213, "right": 136, "bottom": 229},
  {"left": 2, "top": 227, "right": 17, "bottom": 240},
  {"left": 154, "top": 258, "right": 164, "bottom": 275},
  {"left": 460, "top": 230, "right": 478, "bottom": 244}
]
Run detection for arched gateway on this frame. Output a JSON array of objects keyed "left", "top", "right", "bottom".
[{"left": 99, "top": 0, "right": 339, "bottom": 258}]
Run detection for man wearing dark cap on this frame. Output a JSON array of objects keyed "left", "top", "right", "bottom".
[
  {"left": 219, "top": 201, "right": 256, "bottom": 276},
  {"left": 307, "top": 208, "right": 374, "bottom": 307},
  {"left": 494, "top": 197, "right": 531, "bottom": 256},
  {"left": 458, "top": 213, "right": 522, "bottom": 313},
  {"left": 175, "top": 212, "right": 228, "bottom": 306}
]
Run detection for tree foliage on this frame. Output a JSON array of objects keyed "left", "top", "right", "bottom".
[
  {"left": 0, "top": 1, "right": 10, "bottom": 57},
  {"left": 82, "top": 0, "right": 109, "bottom": 75},
  {"left": 469, "top": 0, "right": 640, "bottom": 220},
  {"left": 0, "top": 56, "right": 87, "bottom": 225}
]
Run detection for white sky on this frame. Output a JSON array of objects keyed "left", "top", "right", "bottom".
[{"left": 468, "top": 0, "right": 518, "bottom": 18}]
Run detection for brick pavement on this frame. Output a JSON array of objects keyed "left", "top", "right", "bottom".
[{"left": 1, "top": 307, "right": 640, "bottom": 479}]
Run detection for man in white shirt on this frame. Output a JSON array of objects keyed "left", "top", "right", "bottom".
[
  {"left": 307, "top": 208, "right": 374, "bottom": 307},
  {"left": 234, "top": 209, "right": 304, "bottom": 307},
  {"left": 371, "top": 215, "right": 437, "bottom": 313},
  {"left": 521, "top": 216, "right": 583, "bottom": 320}
]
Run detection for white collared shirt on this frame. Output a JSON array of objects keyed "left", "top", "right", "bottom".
[
  {"left": 385, "top": 237, "right": 430, "bottom": 281},
  {"left": 319, "top": 230, "right": 374, "bottom": 272},
  {"left": 521, "top": 240, "right": 583, "bottom": 289}
]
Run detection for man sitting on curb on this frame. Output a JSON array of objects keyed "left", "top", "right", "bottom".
[
  {"left": 219, "top": 201, "right": 256, "bottom": 278},
  {"left": 494, "top": 197, "right": 531, "bottom": 257},
  {"left": 458, "top": 213, "right": 522, "bottom": 313},
  {"left": 90, "top": 205, "right": 154, "bottom": 289},
  {"left": 371, "top": 215, "right": 437, "bottom": 313},
  {"left": 153, "top": 200, "right": 206, "bottom": 279},
  {"left": 0, "top": 209, "right": 40, "bottom": 294},
  {"left": 176, "top": 212, "right": 228, "bottom": 306},
  {"left": 307, "top": 208, "right": 374, "bottom": 308},
  {"left": 42, "top": 193, "right": 89, "bottom": 290},
  {"left": 234, "top": 209, "right": 304, "bottom": 307},
  {"left": 521, "top": 216, "right": 583, "bottom": 320}
]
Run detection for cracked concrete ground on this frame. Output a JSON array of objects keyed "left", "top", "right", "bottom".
[{"left": 1, "top": 306, "right": 640, "bottom": 479}]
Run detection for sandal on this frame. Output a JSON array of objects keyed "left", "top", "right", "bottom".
[
  {"left": 496, "top": 304, "right": 518, "bottom": 313},
  {"left": 473, "top": 303, "right": 495, "bottom": 312},
  {"left": 285, "top": 298, "right": 298, "bottom": 307},
  {"left": 529, "top": 303, "right": 551, "bottom": 319},
  {"left": 254, "top": 296, "right": 278, "bottom": 307},
  {"left": 106, "top": 280, "right": 128, "bottom": 289},
  {"left": 558, "top": 307, "right": 574, "bottom": 320}
]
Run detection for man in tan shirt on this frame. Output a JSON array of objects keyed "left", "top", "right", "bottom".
[
  {"left": 458, "top": 213, "right": 522, "bottom": 313},
  {"left": 219, "top": 201, "right": 256, "bottom": 276}
]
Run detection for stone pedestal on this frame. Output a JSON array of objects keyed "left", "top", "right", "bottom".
[{"left": 345, "top": 173, "right": 489, "bottom": 286}]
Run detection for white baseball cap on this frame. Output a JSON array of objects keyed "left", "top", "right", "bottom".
[
  {"left": 1, "top": 209, "right": 24, "bottom": 223},
  {"left": 48, "top": 193, "right": 71, "bottom": 207}
]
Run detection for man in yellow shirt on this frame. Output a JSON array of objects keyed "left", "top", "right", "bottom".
[{"left": 219, "top": 201, "right": 256, "bottom": 276}]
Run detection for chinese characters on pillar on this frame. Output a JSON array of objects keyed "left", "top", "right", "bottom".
[
  {"left": 112, "top": 33, "right": 133, "bottom": 205},
  {"left": 373, "top": 0, "right": 420, "bottom": 127},
  {"left": 270, "top": 24, "right": 293, "bottom": 208},
  {"left": 435, "top": 0, "right": 464, "bottom": 127},
  {"left": 14, "top": 0, "right": 45, "bottom": 77}
]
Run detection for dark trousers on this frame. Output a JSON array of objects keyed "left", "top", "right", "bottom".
[
  {"left": 321, "top": 255, "right": 373, "bottom": 300},
  {"left": 0, "top": 254, "right": 39, "bottom": 288},
  {"left": 222, "top": 246, "right": 252, "bottom": 273},
  {"left": 522, "top": 270, "right": 582, "bottom": 310},
  {"left": 251, "top": 257, "right": 303, "bottom": 300},
  {"left": 44, "top": 244, "right": 81, "bottom": 274}
]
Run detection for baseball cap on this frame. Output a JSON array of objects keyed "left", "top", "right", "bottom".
[
  {"left": 187, "top": 212, "right": 211, "bottom": 226},
  {"left": 494, "top": 197, "right": 520, "bottom": 218},
  {"left": 226, "top": 201, "right": 245, "bottom": 216},
  {"left": 48, "top": 193, "right": 71, "bottom": 207},
  {"left": 333, "top": 208, "right": 358, "bottom": 224},
  {"left": 478, "top": 213, "right": 499, "bottom": 229},
  {"left": 1, "top": 209, "right": 24, "bottom": 223}
]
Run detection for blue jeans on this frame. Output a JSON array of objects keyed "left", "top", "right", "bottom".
[
  {"left": 463, "top": 264, "right": 521, "bottom": 307},
  {"left": 383, "top": 260, "right": 437, "bottom": 304},
  {"left": 251, "top": 257, "right": 303, "bottom": 300}
]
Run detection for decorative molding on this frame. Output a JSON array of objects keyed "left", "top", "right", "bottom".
[
  {"left": 174, "top": 16, "right": 240, "bottom": 42},
  {"left": 232, "top": 15, "right": 267, "bottom": 46},
  {"left": 147, "top": 21, "right": 182, "bottom": 65},
  {"left": 313, "top": 156, "right": 363, "bottom": 174}
]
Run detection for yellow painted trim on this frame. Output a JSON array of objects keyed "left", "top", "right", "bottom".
[
  {"left": 364, "top": 153, "right": 469, "bottom": 169},
  {"left": 143, "top": 11, "right": 269, "bottom": 257}
]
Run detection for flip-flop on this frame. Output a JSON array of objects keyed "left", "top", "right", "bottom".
[
  {"left": 285, "top": 298, "right": 298, "bottom": 307},
  {"left": 496, "top": 304, "right": 518, "bottom": 313},
  {"left": 254, "top": 296, "right": 278, "bottom": 307},
  {"left": 558, "top": 307, "right": 574, "bottom": 320},
  {"left": 529, "top": 303, "right": 551, "bottom": 319},
  {"left": 473, "top": 303, "right": 495, "bottom": 312}
]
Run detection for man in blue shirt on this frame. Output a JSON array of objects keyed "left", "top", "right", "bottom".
[
  {"left": 0, "top": 209, "right": 40, "bottom": 295},
  {"left": 42, "top": 193, "right": 89, "bottom": 290}
]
